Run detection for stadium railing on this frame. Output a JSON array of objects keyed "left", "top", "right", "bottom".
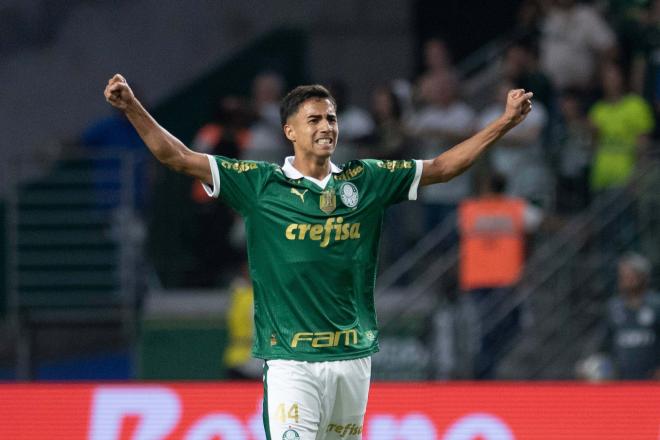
[
  {"left": 3, "top": 149, "right": 142, "bottom": 379},
  {"left": 374, "top": 148, "right": 660, "bottom": 380},
  {"left": 497, "top": 151, "right": 660, "bottom": 379}
]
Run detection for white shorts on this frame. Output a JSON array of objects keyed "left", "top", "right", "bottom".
[{"left": 263, "top": 357, "right": 371, "bottom": 440}]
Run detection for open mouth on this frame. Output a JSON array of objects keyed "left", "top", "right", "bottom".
[{"left": 315, "top": 138, "right": 334, "bottom": 146}]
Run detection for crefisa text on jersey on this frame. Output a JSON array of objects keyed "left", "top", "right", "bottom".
[{"left": 285, "top": 216, "right": 361, "bottom": 248}]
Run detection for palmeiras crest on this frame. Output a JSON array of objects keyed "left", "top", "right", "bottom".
[
  {"left": 282, "top": 429, "right": 300, "bottom": 440},
  {"left": 339, "top": 182, "right": 359, "bottom": 208},
  {"left": 320, "top": 188, "right": 336, "bottom": 214}
]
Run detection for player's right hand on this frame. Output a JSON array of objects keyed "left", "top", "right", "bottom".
[
  {"left": 104, "top": 73, "right": 135, "bottom": 111},
  {"left": 503, "top": 88, "right": 533, "bottom": 126}
]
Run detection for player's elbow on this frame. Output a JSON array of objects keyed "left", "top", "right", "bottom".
[{"left": 422, "top": 158, "right": 456, "bottom": 185}]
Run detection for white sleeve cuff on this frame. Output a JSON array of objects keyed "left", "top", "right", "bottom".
[
  {"left": 202, "top": 154, "right": 221, "bottom": 198},
  {"left": 408, "top": 160, "right": 423, "bottom": 201}
]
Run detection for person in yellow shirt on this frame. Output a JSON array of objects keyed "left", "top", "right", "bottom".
[
  {"left": 589, "top": 63, "right": 655, "bottom": 191},
  {"left": 223, "top": 263, "right": 262, "bottom": 380}
]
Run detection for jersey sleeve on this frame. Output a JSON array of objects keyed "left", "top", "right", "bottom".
[
  {"left": 361, "top": 159, "right": 423, "bottom": 206},
  {"left": 201, "top": 155, "right": 273, "bottom": 215}
]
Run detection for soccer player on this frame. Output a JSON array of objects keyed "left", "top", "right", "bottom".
[{"left": 104, "top": 74, "right": 532, "bottom": 439}]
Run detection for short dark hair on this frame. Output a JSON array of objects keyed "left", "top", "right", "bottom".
[
  {"left": 481, "top": 172, "right": 507, "bottom": 194},
  {"left": 280, "top": 84, "right": 336, "bottom": 126}
]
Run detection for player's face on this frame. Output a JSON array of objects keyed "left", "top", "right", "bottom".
[{"left": 284, "top": 98, "right": 338, "bottom": 159}]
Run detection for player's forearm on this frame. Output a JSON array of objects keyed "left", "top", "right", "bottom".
[
  {"left": 421, "top": 115, "right": 515, "bottom": 185},
  {"left": 123, "top": 99, "right": 193, "bottom": 172}
]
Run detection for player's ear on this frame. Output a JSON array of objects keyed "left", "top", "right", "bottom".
[{"left": 283, "top": 124, "right": 295, "bottom": 142}]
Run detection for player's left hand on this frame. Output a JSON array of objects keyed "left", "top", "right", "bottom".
[
  {"left": 104, "top": 73, "right": 136, "bottom": 111},
  {"left": 503, "top": 89, "right": 533, "bottom": 126}
]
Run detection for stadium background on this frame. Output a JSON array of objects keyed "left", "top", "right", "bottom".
[{"left": 1, "top": 0, "right": 660, "bottom": 438}]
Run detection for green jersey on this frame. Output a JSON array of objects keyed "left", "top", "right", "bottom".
[{"left": 205, "top": 155, "right": 422, "bottom": 361}]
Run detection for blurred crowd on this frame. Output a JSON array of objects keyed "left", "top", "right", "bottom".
[
  {"left": 178, "top": 0, "right": 660, "bottom": 279},
  {"left": 74, "top": 0, "right": 660, "bottom": 380},
  {"left": 170, "top": 0, "right": 660, "bottom": 380}
]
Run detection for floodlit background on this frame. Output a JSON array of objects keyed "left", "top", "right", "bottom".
[{"left": 0, "top": 0, "right": 659, "bottom": 387}]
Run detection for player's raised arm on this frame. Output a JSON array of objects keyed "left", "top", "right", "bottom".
[
  {"left": 420, "top": 89, "right": 533, "bottom": 186},
  {"left": 104, "top": 73, "right": 212, "bottom": 185}
]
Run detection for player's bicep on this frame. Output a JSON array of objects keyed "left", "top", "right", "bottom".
[
  {"left": 420, "top": 158, "right": 449, "bottom": 186},
  {"left": 202, "top": 156, "right": 270, "bottom": 214}
]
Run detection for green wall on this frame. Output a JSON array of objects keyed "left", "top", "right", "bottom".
[{"left": 139, "top": 318, "right": 228, "bottom": 379}]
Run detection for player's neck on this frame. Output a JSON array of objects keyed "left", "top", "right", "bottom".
[{"left": 292, "top": 155, "right": 332, "bottom": 180}]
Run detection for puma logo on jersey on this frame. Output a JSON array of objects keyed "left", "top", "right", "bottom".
[{"left": 290, "top": 188, "right": 308, "bottom": 203}]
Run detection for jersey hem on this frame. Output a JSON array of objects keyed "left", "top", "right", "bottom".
[{"left": 253, "top": 347, "right": 379, "bottom": 362}]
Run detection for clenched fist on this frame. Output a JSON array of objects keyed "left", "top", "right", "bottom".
[
  {"left": 503, "top": 89, "right": 533, "bottom": 126},
  {"left": 104, "top": 73, "right": 136, "bottom": 111}
]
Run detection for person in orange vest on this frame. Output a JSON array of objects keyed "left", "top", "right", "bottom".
[
  {"left": 458, "top": 173, "right": 543, "bottom": 378},
  {"left": 186, "top": 97, "right": 253, "bottom": 286}
]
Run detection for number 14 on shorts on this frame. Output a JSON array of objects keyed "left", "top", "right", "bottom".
[{"left": 275, "top": 402, "right": 300, "bottom": 424}]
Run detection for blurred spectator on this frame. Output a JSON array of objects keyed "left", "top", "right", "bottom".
[
  {"left": 190, "top": 96, "right": 253, "bottom": 159},
  {"left": 607, "top": 0, "right": 651, "bottom": 30},
  {"left": 607, "top": 0, "right": 651, "bottom": 72},
  {"left": 597, "top": 252, "right": 660, "bottom": 379},
  {"left": 364, "top": 84, "right": 417, "bottom": 269},
  {"left": 630, "top": 0, "right": 660, "bottom": 136},
  {"left": 409, "top": 37, "right": 459, "bottom": 117},
  {"left": 477, "top": 80, "right": 553, "bottom": 208},
  {"left": 463, "top": 36, "right": 556, "bottom": 114},
  {"left": 503, "top": 40, "right": 556, "bottom": 116},
  {"left": 223, "top": 263, "right": 262, "bottom": 380},
  {"left": 539, "top": 0, "right": 617, "bottom": 93},
  {"left": 327, "top": 78, "right": 375, "bottom": 161},
  {"left": 407, "top": 70, "right": 476, "bottom": 229},
  {"left": 588, "top": 62, "right": 655, "bottom": 192},
  {"left": 186, "top": 96, "right": 252, "bottom": 286},
  {"left": 550, "top": 89, "right": 593, "bottom": 213},
  {"left": 363, "top": 84, "right": 412, "bottom": 159},
  {"left": 252, "top": 71, "right": 283, "bottom": 127},
  {"left": 416, "top": 37, "right": 457, "bottom": 90},
  {"left": 512, "top": 0, "right": 546, "bottom": 41},
  {"left": 458, "top": 173, "right": 543, "bottom": 379},
  {"left": 241, "top": 71, "right": 289, "bottom": 163}
]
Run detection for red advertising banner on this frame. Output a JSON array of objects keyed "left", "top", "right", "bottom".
[{"left": 0, "top": 382, "right": 659, "bottom": 439}]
